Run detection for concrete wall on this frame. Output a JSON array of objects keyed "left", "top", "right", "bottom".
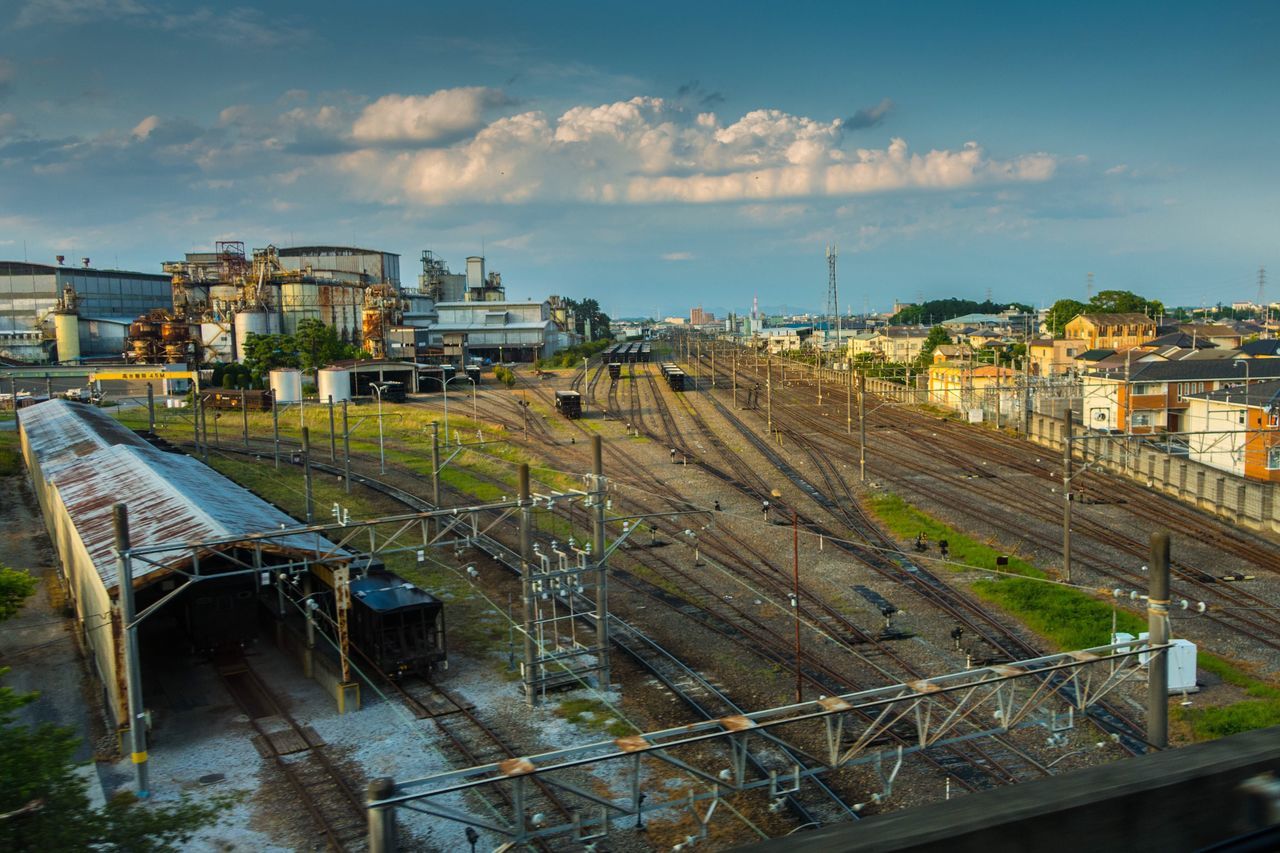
[{"left": 1028, "top": 412, "right": 1280, "bottom": 535}]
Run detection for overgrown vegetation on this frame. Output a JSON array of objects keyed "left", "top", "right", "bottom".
[
  {"left": 865, "top": 490, "right": 1280, "bottom": 740},
  {"left": 0, "top": 429, "right": 21, "bottom": 476},
  {"left": 0, "top": 569, "right": 228, "bottom": 850},
  {"left": 890, "top": 298, "right": 1032, "bottom": 325},
  {"left": 555, "top": 697, "right": 633, "bottom": 737},
  {"left": 492, "top": 365, "right": 516, "bottom": 387},
  {"left": 865, "top": 491, "right": 1144, "bottom": 650},
  {"left": 231, "top": 318, "right": 368, "bottom": 387},
  {"left": 535, "top": 338, "right": 613, "bottom": 370}
]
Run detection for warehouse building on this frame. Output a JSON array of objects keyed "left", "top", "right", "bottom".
[
  {"left": 428, "top": 299, "right": 575, "bottom": 362},
  {"left": 19, "top": 400, "right": 345, "bottom": 729},
  {"left": 0, "top": 260, "right": 171, "bottom": 360}
]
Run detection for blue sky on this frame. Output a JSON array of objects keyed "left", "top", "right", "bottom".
[{"left": 1, "top": 1, "right": 1277, "bottom": 318}]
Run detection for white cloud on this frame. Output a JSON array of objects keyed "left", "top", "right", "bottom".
[
  {"left": 661, "top": 251, "right": 694, "bottom": 261},
  {"left": 1105, "top": 164, "right": 1129, "bottom": 176},
  {"left": 352, "top": 87, "right": 510, "bottom": 144},
  {"left": 16, "top": 1, "right": 293, "bottom": 46},
  {"left": 130, "top": 114, "right": 159, "bottom": 140},
  {"left": 15, "top": 0, "right": 147, "bottom": 28},
  {"left": 337, "top": 94, "right": 1057, "bottom": 207}
]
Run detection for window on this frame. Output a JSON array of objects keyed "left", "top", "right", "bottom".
[
  {"left": 1269, "top": 446, "right": 1280, "bottom": 470},
  {"left": 1131, "top": 411, "right": 1153, "bottom": 427},
  {"left": 1132, "top": 383, "right": 1162, "bottom": 395}
]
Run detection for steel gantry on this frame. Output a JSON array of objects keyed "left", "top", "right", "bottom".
[{"left": 366, "top": 640, "right": 1165, "bottom": 849}]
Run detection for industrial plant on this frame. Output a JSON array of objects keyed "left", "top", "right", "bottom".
[{"left": 0, "top": 243, "right": 582, "bottom": 369}]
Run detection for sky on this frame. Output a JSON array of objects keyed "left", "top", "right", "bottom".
[{"left": 1, "top": 1, "right": 1277, "bottom": 318}]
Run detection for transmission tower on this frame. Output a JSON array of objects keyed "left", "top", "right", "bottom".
[{"left": 826, "top": 244, "right": 840, "bottom": 344}]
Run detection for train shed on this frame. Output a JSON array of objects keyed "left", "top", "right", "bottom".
[{"left": 18, "top": 400, "right": 351, "bottom": 730}]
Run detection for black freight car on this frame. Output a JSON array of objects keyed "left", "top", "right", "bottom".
[
  {"left": 555, "top": 389, "right": 582, "bottom": 418},
  {"left": 348, "top": 570, "right": 447, "bottom": 679}
]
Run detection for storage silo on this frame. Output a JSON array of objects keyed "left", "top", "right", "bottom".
[
  {"left": 234, "top": 310, "right": 269, "bottom": 362},
  {"left": 54, "top": 311, "right": 80, "bottom": 364},
  {"left": 317, "top": 367, "right": 352, "bottom": 403},
  {"left": 269, "top": 368, "right": 303, "bottom": 403}
]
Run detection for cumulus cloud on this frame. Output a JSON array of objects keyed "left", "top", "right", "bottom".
[
  {"left": 661, "top": 251, "right": 694, "bottom": 261},
  {"left": 845, "top": 98, "right": 894, "bottom": 131},
  {"left": 352, "top": 87, "right": 512, "bottom": 144},
  {"left": 337, "top": 93, "right": 1056, "bottom": 206},
  {"left": 130, "top": 115, "right": 159, "bottom": 140}
]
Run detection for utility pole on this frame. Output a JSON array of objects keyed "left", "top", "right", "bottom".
[
  {"left": 592, "top": 435, "right": 610, "bottom": 689},
  {"left": 1062, "top": 410, "right": 1073, "bottom": 583},
  {"left": 113, "top": 504, "right": 149, "bottom": 798},
  {"left": 241, "top": 389, "right": 249, "bottom": 447},
  {"left": 519, "top": 464, "right": 536, "bottom": 705},
  {"left": 328, "top": 396, "right": 337, "bottom": 462},
  {"left": 302, "top": 426, "right": 314, "bottom": 524},
  {"left": 711, "top": 342, "right": 715, "bottom": 388},
  {"left": 846, "top": 367, "right": 852, "bottom": 435},
  {"left": 272, "top": 397, "right": 280, "bottom": 470},
  {"left": 146, "top": 383, "right": 155, "bottom": 432},
  {"left": 732, "top": 347, "right": 738, "bottom": 408},
  {"left": 766, "top": 352, "right": 773, "bottom": 437},
  {"left": 792, "top": 508, "right": 802, "bottom": 704},
  {"left": 431, "top": 421, "right": 441, "bottom": 509},
  {"left": 342, "top": 400, "right": 350, "bottom": 494},
  {"left": 858, "top": 371, "right": 867, "bottom": 482},
  {"left": 1148, "top": 530, "right": 1170, "bottom": 749}
]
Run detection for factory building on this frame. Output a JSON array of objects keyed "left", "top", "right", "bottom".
[
  {"left": 159, "top": 242, "right": 402, "bottom": 362},
  {"left": 429, "top": 300, "right": 573, "bottom": 362},
  {"left": 19, "top": 400, "right": 345, "bottom": 728},
  {"left": 0, "top": 260, "right": 171, "bottom": 362}
]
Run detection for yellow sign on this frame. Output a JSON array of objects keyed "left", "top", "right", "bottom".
[{"left": 91, "top": 370, "right": 196, "bottom": 382}]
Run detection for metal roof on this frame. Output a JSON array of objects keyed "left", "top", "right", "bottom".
[
  {"left": 1188, "top": 378, "right": 1280, "bottom": 407},
  {"left": 21, "top": 400, "right": 343, "bottom": 591},
  {"left": 350, "top": 573, "right": 440, "bottom": 613}
]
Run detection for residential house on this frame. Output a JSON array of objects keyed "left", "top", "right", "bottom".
[
  {"left": 1028, "top": 339, "right": 1087, "bottom": 377},
  {"left": 846, "top": 331, "right": 882, "bottom": 359},
  {"left": 1184, "top": 379, "right": 1280, "bottom": 482},
  {"left": 928, "top": 363, "right": 1019, "bottom": 412},
  {"left": 932, "top": 344, "right": 973, "bottom": 364},
  {"left": 1175, "top": 323, "right": 1242, "bottom": 349},
  {"left": 879, "top": 327, "right": 931, "bottom": 363},
  {"left": 1081, "top": 357, "right": 1280, "bottom": 434},
  {"left": 1065, "top": 313, "right": 1157, "bottom": 351},
  {"left": 1239, "top": 339, "right": 1280, "bottom": 358}
]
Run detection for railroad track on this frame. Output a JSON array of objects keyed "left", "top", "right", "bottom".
[
  {"left": 711, "top": 349, "right": 1280, "bottom": 651},
  {"left": 216, "top": 657, "right": 368, "bottom": 851}
]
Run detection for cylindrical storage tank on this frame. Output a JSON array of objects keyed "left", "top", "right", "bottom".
[
  {"left": 234, "top": 310, "right": 269, "bottom": 363},
  {"left": 54, "top": 312, "right": 80, "bottom": 364},
  {"left": 200, "top": 322, "right": 233, "bottom": 363},
  {"left": 269, "top": 368, "right": 303, "bottom": 403},
  {"left": 317, "top": 367, "right": 352, "bottom": 403}
]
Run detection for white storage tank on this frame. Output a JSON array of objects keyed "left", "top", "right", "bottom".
[
  {"left": 234, "top": 310, "right": 269, "bottom": 362},
  {"left": 269, "top": 368, "right": 303, "bottom": 403},
  {"left": 317, "top": 367, "right": 352, "bottom": 403},
  {"left": 200, "top": 322, "right": 233, "bottom": 363}
]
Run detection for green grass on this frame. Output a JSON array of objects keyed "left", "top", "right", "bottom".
[
  {"left": 1174, "top": 655, "right": 1280, "bottom": 740},
  {"left": 865, "top": 488, "right": 1280, "bottom": 740},
  {"left": 864, "top": 490, "right": 1145, "bottom": 649},
  {"left": 555, "top": 697, "right": 634, "bottom": 737},
  {"left": 0, "top": 430, "right": 20, "bottom": 476}
]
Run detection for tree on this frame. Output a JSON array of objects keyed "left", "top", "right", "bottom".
[
  {"left": 562, "top": 298, "right": 612, "bottom": 341},
  {"left": 1089, "top": 289, "right": 1163, "bottom": 317},
  {"left": 0, "top": 565, "right": 226, "bottom": 851},
  {"left": 0, "top": 565, "right": 36, "bottom": 621},
  {"left": 1046, "top": 299, "right": 1087, "bottom": 338},
  {"left": 915, "top": 325, "right": 952, "bottom": 368},
  {"left": 891, "top": 298, "right": 1032, "bottom": 325},
  {"left": 294, "top": 319, "right": 357, "bottom": 374}
]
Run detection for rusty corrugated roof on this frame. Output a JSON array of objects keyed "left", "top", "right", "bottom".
[{"left": 21, "top": 400, "right": 343, "bottom": 592}]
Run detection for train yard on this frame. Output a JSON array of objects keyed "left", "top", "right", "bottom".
[{"left": 6, "top": 336, "right": 1279, "bottom": 851}]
